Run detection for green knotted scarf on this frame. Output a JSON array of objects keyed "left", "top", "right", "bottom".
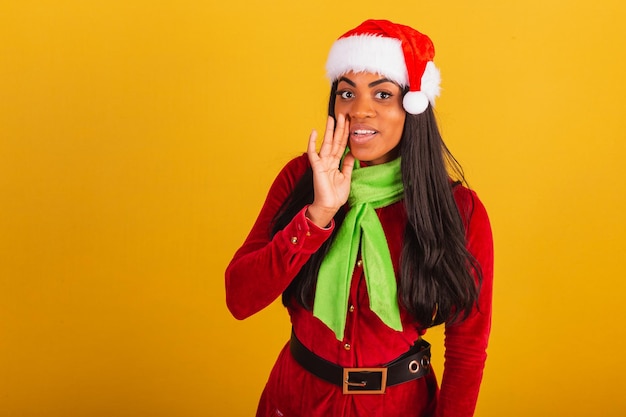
[{"left": 313, "top": 157, "right": 404, "bottom": 340}]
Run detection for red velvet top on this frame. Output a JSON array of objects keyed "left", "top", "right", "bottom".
[{"left": 226, "top": 154, "right": 494, "bottom": 417}]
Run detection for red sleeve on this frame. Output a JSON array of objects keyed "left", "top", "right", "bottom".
[
  {"left": 437, "top": 189, "right": 494, "bottom": 417},
  {"left": 225, "top": 154, "right": 334, "bottom": 320}
]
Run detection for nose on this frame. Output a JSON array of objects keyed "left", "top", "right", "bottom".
[{"left": 349, "top": 95, "right": 375, "bottom": 119}]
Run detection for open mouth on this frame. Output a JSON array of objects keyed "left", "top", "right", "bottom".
[
  {"left": 351, "top": 129, "right": 378, "bottom": 143},
  {"left": 353, "top": 129, "right": 377, "bottom": 136}
]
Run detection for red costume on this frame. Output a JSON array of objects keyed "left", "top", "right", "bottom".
[{"left": 226, "top": 154, "right": 493, "bottom": 417}]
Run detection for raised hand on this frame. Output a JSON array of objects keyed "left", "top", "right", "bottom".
[{"left": 306, "top": 114, "right": 355, "bottom": 228}]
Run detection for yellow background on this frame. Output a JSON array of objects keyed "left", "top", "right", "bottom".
[{"left": 1, "top": 0, "right": 625, "bottom": 415}]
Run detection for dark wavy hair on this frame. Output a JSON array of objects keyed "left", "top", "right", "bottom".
[{"left": 270, "top": 82, "right": 482, "bottom": 329}]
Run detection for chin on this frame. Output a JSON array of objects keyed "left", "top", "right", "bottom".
[
  {"left": 350, "top": 149, "right": 374, "bottom": 163},
  {"left": 350, "top": 148, "right": 396, "bottom": 166}
]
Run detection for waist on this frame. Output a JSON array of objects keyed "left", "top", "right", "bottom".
[{"left": 289, "top": 329, "right": 431, "bottom": 394}]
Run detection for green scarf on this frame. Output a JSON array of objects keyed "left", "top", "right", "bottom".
[{"left": 313, "top": 157, "right": 404, "bottom": 340}]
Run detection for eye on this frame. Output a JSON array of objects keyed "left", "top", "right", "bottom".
[
  {"left": 375, "top": 91, "right": 392, "bottom": 99},
  {"left": 337, "top": 90, "right": 354, "bottom": 99}
]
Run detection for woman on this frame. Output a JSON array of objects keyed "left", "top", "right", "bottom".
[{"left": 226, "top": 19, "right": 493, "bottom": 417}]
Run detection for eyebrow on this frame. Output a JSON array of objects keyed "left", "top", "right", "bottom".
[{"left": 338, "top": 76, "right": 395, "bottom": 88}]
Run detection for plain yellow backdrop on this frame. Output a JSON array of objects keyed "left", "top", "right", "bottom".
[{"left": 1, "top": 0, "right": 625, "bottom": 416}]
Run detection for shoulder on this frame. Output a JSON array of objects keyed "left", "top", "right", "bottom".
[
  {"left": 452, "top": 183, "right": 491, "bottom": 232},
  {"left": 452, "top": 183, "right": 486, "bottom": 212},
  {"left": 452, "top": 182, "right": 475, "bottom": 206},
  {"left": 273, "top": 153, "right": 310, "bottom": 188},
  {"left": 266, "top": 153, "right": 311, "bottom": 199},
  {"left": 281, "top": 152, "right": 310, "bottom": 176}
]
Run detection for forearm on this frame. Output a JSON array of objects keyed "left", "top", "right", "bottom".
[
  {"left": 225, "top": 207, "right": 333, "bottom": 319},
  {"left": 437, "top": 306, "right": 491, "bottom": 416}
]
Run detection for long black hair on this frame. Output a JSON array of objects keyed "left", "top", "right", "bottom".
[{"left": 270, "top": 81, "right": 482, "bottom": 329}]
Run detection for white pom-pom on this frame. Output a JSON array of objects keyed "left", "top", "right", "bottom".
[{"left": 402, "top": 91, "right": 429, "bottom": 114}]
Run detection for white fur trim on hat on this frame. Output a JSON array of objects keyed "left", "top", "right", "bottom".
[
  {"left": 326, "top": 35, "right": 408, "bottom": 87},
  {"left": 325, "top": 35, "right": 441, "bottom": 114}
]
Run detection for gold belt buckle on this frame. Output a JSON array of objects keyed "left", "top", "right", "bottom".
[{"left": 342, "top": 367, "right": 388, "bottom": 394}]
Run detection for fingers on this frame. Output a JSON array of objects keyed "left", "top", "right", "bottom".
[
  {"left": 331, "top": 114, "right": 350, "bottom": 157},
  {"left": 307, "top": 129, "right": 319, "bottom": 163},
  {"left": 309, "top": 114, "right": 351, "bottom": 165},
  {"left": 317, "top": 115, "right": 336, "bottom": 157},
  {"left": 340, "top": 151, "right": 355, "bottom": 180},
  {"left": 319, "top": 114, "right": 350, "bottom": 158}
]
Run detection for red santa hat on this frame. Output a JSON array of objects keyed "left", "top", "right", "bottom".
[{"left": 325, "top": 19, "right": 440, "bottom": 115}]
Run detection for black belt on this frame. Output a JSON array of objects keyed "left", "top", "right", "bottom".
[{"left": 290, "top": 330, "right": 431, "bottom": 394}]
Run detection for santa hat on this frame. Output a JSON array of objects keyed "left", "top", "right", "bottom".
[{"left": 325, "top": 19, "right": 440, "bottom": 115}]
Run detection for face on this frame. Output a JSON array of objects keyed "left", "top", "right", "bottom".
[{"left": 334, "top": 71, "right": 406, "bottom": 165}]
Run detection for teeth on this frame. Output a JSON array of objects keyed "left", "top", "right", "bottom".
[{"left": 354, "top": 130, "right": 376, "bottom": 135}]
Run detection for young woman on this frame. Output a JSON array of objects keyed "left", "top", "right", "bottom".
[{"left": 226, "top": 19, "right": 493, "bottom": 417}]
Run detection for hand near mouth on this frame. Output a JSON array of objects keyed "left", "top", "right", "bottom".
[{"left": 306, "top": 114, "right": 355, "bottom": 228}]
